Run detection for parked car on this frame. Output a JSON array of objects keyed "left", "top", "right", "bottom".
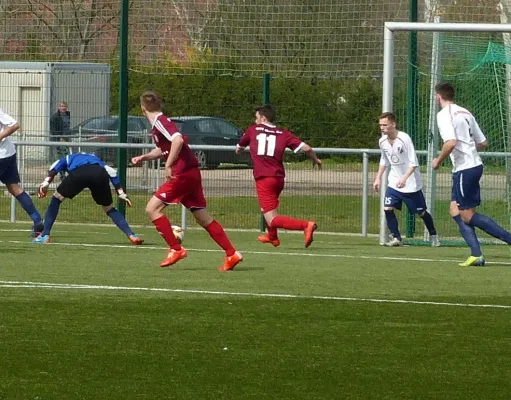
[
  {"left": 68, "top": 115, "right": 151, "bottom": 165},
  {"left": 69, "top": 115, "right": 251, "bottom": 169}
]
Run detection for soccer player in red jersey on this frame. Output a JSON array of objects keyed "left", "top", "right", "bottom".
[
  {"left": 132, "top": 90, "right": 242, "bottom": 271},
  {"left": 236, "top": 104, "right": 322, "bottom": 247}
]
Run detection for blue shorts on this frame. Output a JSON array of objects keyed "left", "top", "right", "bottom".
[
  {"left": 0, "top": 154, "right": 20, "bottom": 185},
  {"left": 451, "top": 164, "right": 483, "bottom": 210},
  {"left": 384, "top": 187, "right": 427, "bottom": 214}
]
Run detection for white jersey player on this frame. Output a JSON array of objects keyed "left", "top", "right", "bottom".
[
  {"left": 433, "top": 82, "right": 511, "bottom": 267},
  {"left": 373, "top": 112, "right": 439, "bottom": 247}
]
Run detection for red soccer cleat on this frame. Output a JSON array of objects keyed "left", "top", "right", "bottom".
[
  {"left": 304, "top": 221, "right": 317, "bottom": 248},
  {"left": 160, "top": 248, "right": 188, "bottom": 268},
  {"left": 128, "top": 234, "right": 144, "bottom": 245},
  {"left": 258, "top": 234, "right": 280, "bottom": 247},
  {"left": 218, "top": 251, "right": 243, "bottom": 272}
]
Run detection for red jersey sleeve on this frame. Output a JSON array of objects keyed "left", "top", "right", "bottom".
[
  {"left": 285, "top": 130, "right": 305, "bottom": 153},
  {"left": 237, "top": 127, "right": 253, "bottom": 148}
]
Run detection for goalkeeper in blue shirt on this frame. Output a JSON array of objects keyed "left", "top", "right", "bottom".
[{"left": 33, "top": 153, "right": 143, "bottom": 245}]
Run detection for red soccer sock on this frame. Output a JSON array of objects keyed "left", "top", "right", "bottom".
[
  {"left": 205, "top": 220, "right": 236, "bottom": 256},
  {"left": 152, "top": 215, "right": 181, "bottom": 250},
  {"left": 266, "top": 223, "right": 278, "bottom": 240},
  {"left": 271, "top": 216, "right": 308, "bottom": 231}
]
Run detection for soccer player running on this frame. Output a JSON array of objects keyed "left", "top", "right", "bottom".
[
  {"left": 434, "top": 82, "right": 511, "bottom": 266},
  {"left": 374, "top": 112, "right": 440, "bottom": 247},
  {"left": 33, "top": 152, "right": 143, "bottom": 245},
  {"left": 0, "top": 106, "right": 44, "bottom": 236},
  {"left": 132, "top": 90, "right": 242, "bottom": 271},
  {"left": 236, "top": 104, "right": 321, "bottom": 247}
]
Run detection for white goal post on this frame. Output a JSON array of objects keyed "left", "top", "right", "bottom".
[{"left": 379, "top": 22, "right": 511, "bottom": 245}]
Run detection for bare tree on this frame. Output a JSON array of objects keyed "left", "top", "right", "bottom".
[{"left": 22, "top": 0, "right": 119, "bottom": 60}]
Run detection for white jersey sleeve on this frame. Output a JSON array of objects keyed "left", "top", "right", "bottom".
[
  {"left": 404, "top": 134, "right": 419, "bottom": 168},
  {"left": 379, "top": 141, "right": 390, "bottom": 167},
  {"left": 0, "top": 107, "right": 17, "bottom": 129},
  {"left": 471, "top": 118, "right": 487, "bottom": 144},
  {"left": 436, "top": 111, "right": 456, "bottom": 142}
]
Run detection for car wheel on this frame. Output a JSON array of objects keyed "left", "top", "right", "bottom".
[{"left": 194, "top": 150, "right": 219, "bottom": 170}]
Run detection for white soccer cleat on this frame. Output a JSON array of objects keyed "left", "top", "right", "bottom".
[
  {"left": 430, "top": 234, "right": 441, "bottom": 247},
  {"left": 384, "top": 237, "right": 403, "bottom": 247}
]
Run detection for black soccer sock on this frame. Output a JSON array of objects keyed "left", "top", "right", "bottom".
[{"left": 384, "top": 209, "right": 401, "bottom": 240}]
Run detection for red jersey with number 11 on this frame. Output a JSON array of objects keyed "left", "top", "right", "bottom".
[{"left": 238, "top": 123, "right": 304, "bottom": 179}]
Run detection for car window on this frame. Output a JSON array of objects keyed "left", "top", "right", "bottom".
[
  {"left": 127, "top": 118, "right": 142, "bottom": 132},
  {"left": 82, "top": 117, "right": 115, "bottom": 131},
  {"left": 193, "top": 119, "right": 218, "bottom": 134},
  {"left": 214, "top": 120, "right": 240, "bottom": 137}
]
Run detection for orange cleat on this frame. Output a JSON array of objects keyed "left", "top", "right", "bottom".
[
  {"left": 128, "top": 234, "right": 144, "bottom": 245},
  {"left": 258, "top": 234, "right": 280, "bottom": 247},
  {"left": 160, "top": 248, "right": 188, "bottom": 268},
  {"left": 304, "top": 221, "right": 317, "bottom": 248},
  {"left": 218, "top": 251, "right": 243, "bottom": 272}
]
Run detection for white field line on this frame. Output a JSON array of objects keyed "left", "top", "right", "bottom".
[
  {"left": 0, "top": 280, "right": 510, "bottom": 310},
  {"left": 3, "top": 239, "right": 511, "bottom": 265},
  {"left": 0, "top": 239, "right": 485, "bottom": 264}
]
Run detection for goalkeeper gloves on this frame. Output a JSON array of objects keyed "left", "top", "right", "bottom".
[
  {"left": 117, "top": 190, "right": 132, "bottom": 207},
  {"left": 38, "top": 180, "right": 50, "bottom": 198}
]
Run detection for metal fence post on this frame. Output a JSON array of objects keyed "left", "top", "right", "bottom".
[{"left": 362, "top": 151, "right": 369, "bottom": 237}]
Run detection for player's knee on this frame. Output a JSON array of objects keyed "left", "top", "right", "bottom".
[
  {"left": 54, "top": 191, "right": 65, "bottom": 201},
  {"left": 384, "top": 207, "right": 395, "bottom": 213},
  {"left": 418, "top": 211, "right": 426, "bottom": 218},
  {"left": 103, "top": 204, "right": 114, "bottom": 213}
]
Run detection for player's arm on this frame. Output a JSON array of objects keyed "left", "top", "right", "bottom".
[
  {"left": 165, "top": 134, "right": 184, "bottom": 180},
  {"left": 37, "top": 158, "right": 67, "bottom": 198},
  {"left": 131, "top": 147, "right": 162, "bottom": 165},
  {"left": 0, "top": 110, "right": 19, "bottom": 141},
  {"left": 300, "top": 143, "right": 322, "bottom": 169},
  {"left": 433, "top": 113, "right": 456, "bottom": 170},
  {"left": 235, "top": 130, "right": 251, "bottom": 155},
  {"left": 373, "top": 150, "right": 389, "bottom": 192},
  {"left": 472, "top": 119, "right": 488, "bottom": 151},
  {"left": 397, "top": 138, "right": 419, "bottom": 188},
  {"left": 104, "top": 165, "right": 132, "bottom": 206}
]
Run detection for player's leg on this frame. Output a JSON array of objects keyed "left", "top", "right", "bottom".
[
  {"left": 450, "top": 169, "right": 485, "bottom": 266},
  {"left": 2, "top": 155, "right": 43, "bottom": 235},
  {"left": 406, "top": 190, "right": 440, "bottom": 247},
  {"left": 383, "top": 188, "right": 403, "bottom": 246},
  {"left": 191, "top": 207, "right": 242, "bottom": 271},
  {"left": 457, "top": 166, "right": 511, "bottom": 245},
  {"left": 183, "top": 174, "right": 242, "bottom": 271},
  {"left": 32, "top": 191, "right": 65, "bottom": 244},
  {"left": 258, "top": 177, "right": 316, "bottom": 248},
  {"left": 88, "top": 169, "right": 144, "bottom": 245},
  {"left": 146, "top": 195, "right": 187, "bottom": 267}
]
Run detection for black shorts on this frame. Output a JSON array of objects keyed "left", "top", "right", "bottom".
[
  {"left": 57, "top": 164, "right": 113, "bottom": 206},
  {"left": 0, "top": 154, "right": 20, "bottom": 185}
]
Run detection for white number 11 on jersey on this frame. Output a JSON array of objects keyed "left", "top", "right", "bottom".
[{"left": 256, "top": 133, "right": 276, "bottom": 156}]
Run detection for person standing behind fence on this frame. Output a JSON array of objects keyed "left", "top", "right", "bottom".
[
  {"left": 50, "top": 102, "right": 71, "bottom": 179},
  {"left": 373, "top": 112, "right": 440, "bottom": 247},
  {"left": 0, "top": 106, "right": 44, "bottom": 236}
]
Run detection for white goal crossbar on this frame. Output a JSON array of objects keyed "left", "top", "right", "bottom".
[{"left": 380, "top": 22, "right": 511, "bottom": 245}]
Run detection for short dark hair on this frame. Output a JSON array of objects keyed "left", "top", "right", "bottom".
[
  {"left": 379, "top": 112, "right": 396, "bottom": 122},
  {"left": 255, "top": 104, "right": 276, "bottom": 123},
  {"left": 435, "top": 82, "right": 455, "bottom": 101},
  {"left": 140, "top": 90, "right": 163, "bottom": 112}
]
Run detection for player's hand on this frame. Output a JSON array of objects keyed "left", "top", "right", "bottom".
[
  {"left": 131, "top": 156, "right": 143, "bottom": 166},
  {"left": 165, "top": 168, "right": 174, "bottom": 182},
  {"left": 118, "top": 191, "right": 132, "bottom": 207},
  {"left": 313, "top": 159, "right": 322, "bottom": 170},
  {"left": 373, "top": 179, "right": 380, "bottom": 192},
  {"left": 38, "top": 181, "right": 49, "bottom": 198},
  {"left": 432, "top": 158, "right": 440, "bottom": 170},
  {"left": 235, "top": 146, "right": 244, "bottom": 155},
  {"left": 396, "top": 178, "right": 406, "bottom": 188}
]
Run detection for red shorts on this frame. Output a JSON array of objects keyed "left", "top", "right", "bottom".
[
  {"left": 154, "top": 168, "right": 207, "bottom": 209},
  {"left": 255, "top": 177, "right": 285, "bottom": 213}
]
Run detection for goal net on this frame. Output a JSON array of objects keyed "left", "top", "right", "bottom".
[{"left": 381, "top": 23, "right": 511, "bottom": 246}]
